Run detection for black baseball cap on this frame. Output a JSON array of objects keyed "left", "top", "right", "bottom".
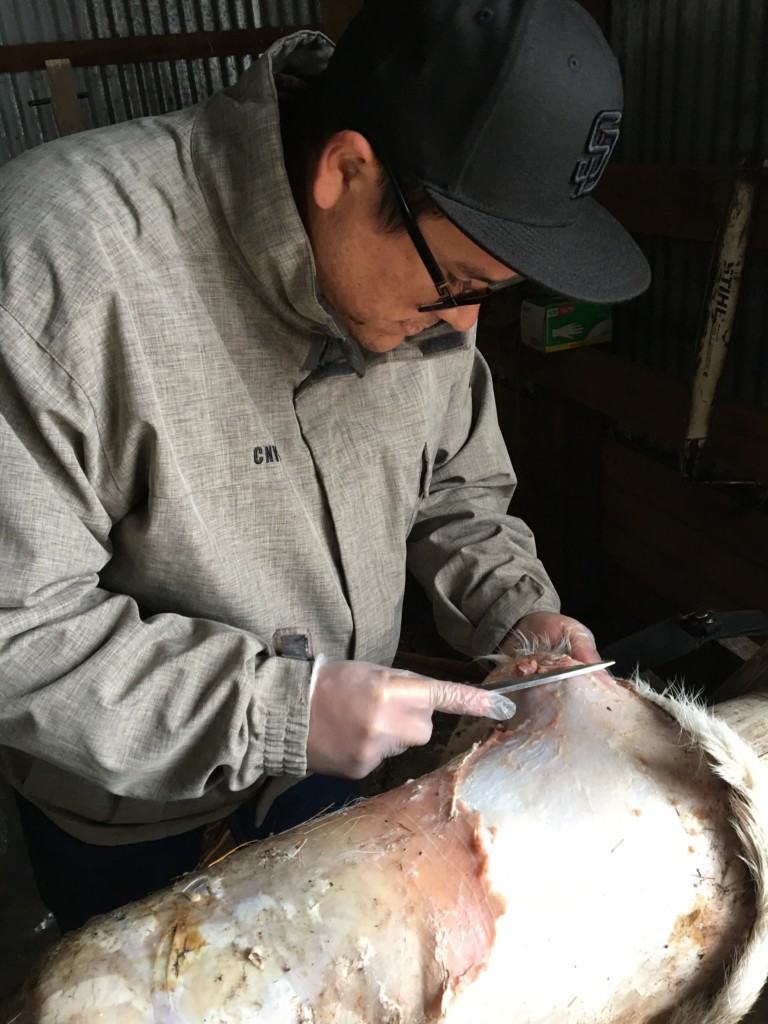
[{"left": 320, "top": 0, "right": 650, "bottom": 304}]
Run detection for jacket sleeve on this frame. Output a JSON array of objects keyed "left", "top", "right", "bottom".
[
  {"left": 0, "top": 308, "right": 310, "bottom": 805},
  {"left": 406, "top": 341, "right": 560, "bottom": 657}
]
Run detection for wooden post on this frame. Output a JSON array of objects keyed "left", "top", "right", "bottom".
[
  {"left": 681, "top": 171, "right": 757, "bottom": 479},
  {"left": 321, "top": 0, "right": 362, "bottom": 42},
  {"left": 713, "top": 641, "right": 768, "bottom": 702},
  {"left": 45, "top": 58, "right": 85, "bottom": 136}
]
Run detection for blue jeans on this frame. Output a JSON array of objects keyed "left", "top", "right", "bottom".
[{"left": 14, "top": 775, "right": 360, "bottom": 933}]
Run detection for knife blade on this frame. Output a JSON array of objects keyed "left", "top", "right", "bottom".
[{"left": 482, "top": 660, "right": 616, "bottom": 696}]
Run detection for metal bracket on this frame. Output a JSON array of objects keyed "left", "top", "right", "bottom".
[{"left": 602, "top": 608, "right": 768, "bottom": 677}]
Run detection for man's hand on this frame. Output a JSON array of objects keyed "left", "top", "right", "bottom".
[
  {"left": 307, "top": 659, "right": 516, "bottom": 779},
  {"left": 501, "top": 611, "right": 601, "bottom": 665}
]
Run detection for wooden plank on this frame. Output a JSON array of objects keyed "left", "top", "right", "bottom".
[
  {"left": 715, "top": 693, "right": 768, "bottom": 755},
  {"left": 602, "top": 491, "right": 729, "bottom": 612},
  {"left": 321, "top": 0, "right": 362, "bottom": 41},
  {"left": 516, "top": 345, "right": 678, "bottom": 443},
  {"left": 603, "top": 475, "right": 768, "bottom": 612},
  {"left": 717, "top": 636, "right": 761, "bottom": 661},
  {"left": 517, "top": 345, "right": 768, "bottom": 483},
  {"left": 603, "top": 479, "right": 768, "bottom": 613},
  {"left": 602, "top": 436, "right": 768, "bottom": 571},
  {"left": 602, "top": 520, "right": 747, "bottom": 619},
  {"left": 713, "top": 643, "right": 768, "bottom": 702},
  {"left": 45, "top": 59, "right": 85, "bottom": 136},
  {"left": 594, "top": 164, "right": 768, "bottom": 249},
  {"left": 0, "top": 27, "right": 312, "bottom": 73}
]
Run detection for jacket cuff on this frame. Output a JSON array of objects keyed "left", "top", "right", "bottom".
[
  {"left": 471, "top": 576, "right": 561, "bottom": 656},
  {"left": 249, "top": 656, "right": 313, "bottom": 776}
]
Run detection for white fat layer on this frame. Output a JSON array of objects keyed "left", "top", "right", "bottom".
[
  {"left": 25, "top": 673, "right": 760, "bottom": 1024},
  {"left": 446, "top": 673, "right": 751, "bottom": 1023}
]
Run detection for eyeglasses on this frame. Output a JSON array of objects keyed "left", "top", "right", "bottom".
[{"left": 386, "top": 170, "right": 525, "bottom": 313}]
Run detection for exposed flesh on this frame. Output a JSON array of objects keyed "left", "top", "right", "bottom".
[{"left": 16, "top": 661, "right": 761, "bottom": 1023}]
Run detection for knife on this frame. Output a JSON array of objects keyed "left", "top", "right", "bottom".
[{"left": 481, "top": 660, "right": 616, "bottom": 697}]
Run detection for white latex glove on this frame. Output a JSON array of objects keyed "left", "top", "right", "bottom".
[{"left": 306, "top": 656, "right": 516, "bottom": 779}]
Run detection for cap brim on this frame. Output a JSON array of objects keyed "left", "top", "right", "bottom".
[{"left": 425, "top": 189, "right": 651, "bottom": 304}]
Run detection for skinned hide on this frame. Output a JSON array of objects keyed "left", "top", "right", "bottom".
[{"left": 12, "top": 656, "right": 768, "bottom": 1023}]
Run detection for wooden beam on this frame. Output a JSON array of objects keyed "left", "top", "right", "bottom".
[
  {"left": 595, "top": 164, "right": 768, "bottom": 249},
  {"left": 45, "top": 58, "right": 85, "bottom": 136},
  {"left": 509, "top": 345, "right": 768, "bottom": 484},
  {"left": 714, "top": 693, "right": 768, "bottom": 757},
  {"left": 713, "top": 643, "right": 768, "bottom": 702},
  {"left": 0, "top": 27, "right": 313, "bottom": 73},
  {"left": 718, "top": 636, "right": 762, "bottom": 662},
  {"left": 601, "top": 519, "right": 747, "bottom": 622},
  {"left": 602, "top": 479, "right": 768, "bottom": 612},
  {"left": 602, "top": 436, "right": 768, "bottom": 572}
]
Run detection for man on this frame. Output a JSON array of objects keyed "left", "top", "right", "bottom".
[{"left": 0, "top": 0, "right": 649, "bottom": 931}]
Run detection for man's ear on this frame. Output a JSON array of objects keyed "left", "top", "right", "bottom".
[{"left": 312, "top": 130, "right": 379, "bottom": 210}]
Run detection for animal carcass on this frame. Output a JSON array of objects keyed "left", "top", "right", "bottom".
[{"left": 14, "top": 657, "right": 768, "bottom": 1023}]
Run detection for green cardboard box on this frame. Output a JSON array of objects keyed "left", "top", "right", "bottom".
[{"left": 520, "top": 295, "right": 612, "bottom": 352}]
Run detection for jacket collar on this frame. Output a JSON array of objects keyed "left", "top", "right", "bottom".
[
  {"left": 191, "top": 32, "right": 466, "bottom": 377},
  {"left": 191, "top": 34, "right": 343, "bottom": 330}
]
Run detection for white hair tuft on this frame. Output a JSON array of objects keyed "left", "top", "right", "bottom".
[{"left": 628, "top": 674, "right": 768, "bottom": 1023}]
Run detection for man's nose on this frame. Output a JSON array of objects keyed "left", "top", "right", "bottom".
[{"left": 438, "top": 304, "right": 481, "bottom": 332}]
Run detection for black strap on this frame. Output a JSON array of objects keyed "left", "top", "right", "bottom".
[{"left": 602, "top": 609, "right": 768, "bottom": 677}]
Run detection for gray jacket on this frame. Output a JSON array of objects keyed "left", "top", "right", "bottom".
[{"left": 0, "top": 32, "right": 558, "bottom": 843}]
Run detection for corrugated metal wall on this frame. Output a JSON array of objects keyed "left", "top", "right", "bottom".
[
  {"left": 609, "top": 0, "right": 768, "bottom": 412},
  {"left": 0, "top": 0, "right": 765, "bottom": 411},
  {"left": 613, "top": 0, "right": 768, "bottom": 167},
  {"left": 0, "top": 0, "right": 320, "bottom": 161}
]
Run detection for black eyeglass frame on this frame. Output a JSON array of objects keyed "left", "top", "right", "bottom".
[{"left": 386, "top": 170, "right": 524, "bottom": 313}]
